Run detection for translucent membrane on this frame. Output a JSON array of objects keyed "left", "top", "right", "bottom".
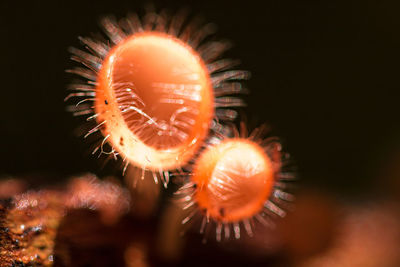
[
  {"left": 192, "top": 139, "right": 274, "bottom": 222},
  {"left": 95, "top": 32, "right": 214, "bottom": 171}
]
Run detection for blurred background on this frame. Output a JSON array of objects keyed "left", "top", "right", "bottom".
[{"left": 1, "top": 0, "right": 400, "bottom": 266}]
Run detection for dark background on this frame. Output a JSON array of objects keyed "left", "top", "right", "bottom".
[{"left": 1, "top": 0, "right": 400, "bottom": 198}]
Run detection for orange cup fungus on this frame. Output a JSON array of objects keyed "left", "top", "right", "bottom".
[
  {"left": 192, "top": 139, "right": 275, "bottom": 223},
  {"left": 95, "top": 32, "right": 213, "bottom": 171},
  {"left": 176, "top": 126, "right": 295, "bottom": 240},
  {"left": 66, "top": 13, "right": 249, "bottom": 178}
]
